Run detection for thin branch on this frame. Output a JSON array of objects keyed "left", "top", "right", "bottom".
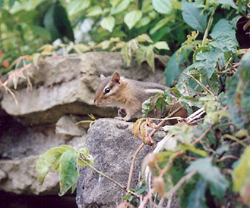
[
  {"left": 183, "top": 72, "right": 214, "bottom": 96},
  {"left": 164, "top": 170, "right": 197, "bottom": 198},
  {"left": 192, "top": 124, "right": 215, "bottom": 145},
  {"left": 127, "top": 143, "right": 145, "bottom": 190},
  {"left": 79, "top": 158, "right": 140, "bottom": 198},
  {"left": 138, "top": 188, "right": 155, "bottom": 208},
  {"left": 202, "top": 5, "right": 217, "bottom": 46}
]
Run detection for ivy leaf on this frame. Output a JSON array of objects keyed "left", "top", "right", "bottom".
[
  {"left": 186, "top": 179, "right": 208, "bottom": 208},
  {"left": 100, "top": 16, "right": 115, "bottom": 32},
  {"left": 124, "top": 10, "right": 142, "bottom": 29},
  {"left": 59, "top": 150, "right": 79, "bottom": 196},
  {"left": 181, "top": 2, "right": 207, "bottom": 33},
  {"left": 152, "top": 0, "right": 173, "bottom": 14},
  {"left": 36, "top": 146, "right": 69, "bottom": 184},
  {"left": 185, "top": 158, "right": 229, "bottom": 199}
]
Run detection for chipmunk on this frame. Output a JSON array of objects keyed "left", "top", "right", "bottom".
[{"left": 94, "top": 72, "right": 188, "bottom": 123}]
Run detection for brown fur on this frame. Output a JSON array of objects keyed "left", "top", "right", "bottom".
[{"left": 94, "top": 72, "right": 188, "bottom": 122}]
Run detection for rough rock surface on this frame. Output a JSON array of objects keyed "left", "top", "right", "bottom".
[
  {"left": 76, "top": 118, "right": 168, "bottom": 208},
  {"left": 1, "top": 52, "right": 167, "bottom": 125},
  {"left": 0, "top": 115, "right": 86, "bottom": 195},
  {"left": 0, "top": 52, "right": 167, "bottom": 207}
]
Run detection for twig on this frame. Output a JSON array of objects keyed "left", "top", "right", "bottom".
[
  {"left": 78, "top": 157, "right": 140, "bottom": 198},
  {"left": 127, "top": 143, "right": 145, "bottom": 190},
  {"left": 183, "top": 72, "right": 214, "bottom": 96},
  {"left": 192, "top": 124, "right": 215, "bottom": 145},
  {"left": 164, "top": 170, "right": 197, "bottom": 198},
  {"left": 202, "top": 5, "right": 216, "bottom": 46},
  {"left": 138, "top": 188, "right": 155, "bottom": 208}
]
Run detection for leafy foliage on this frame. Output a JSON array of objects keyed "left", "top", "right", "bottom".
[
  {"left": 36, "top": 145, "right": 93, "bottom": 196},
  {"left": 2, "top": 0, "right": 250, "bottom": 207}
]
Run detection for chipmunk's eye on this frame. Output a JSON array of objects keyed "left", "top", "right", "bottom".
[{"left": 104, "top": 87, "right": 110, "bottom": 94}]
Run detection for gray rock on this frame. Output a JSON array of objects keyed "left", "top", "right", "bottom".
[
  {"left": 1, "top": 52, "right": 167, "bottom": 125},
  {"left": 0, "top": 155, "right": 59, "bottom": 195},
  {"left": 76, "top": 118, "right": 155, "bottom": 208},
  {"left": 0, "top": 115, "right": 86, "bottom": 194},
  {"left": 56, "top": 115, "right": 86, "bottom": 141}
]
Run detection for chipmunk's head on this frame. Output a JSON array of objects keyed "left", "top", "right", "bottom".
[{"left": 94, "top": 72, "right": 125, "bottom": 107}]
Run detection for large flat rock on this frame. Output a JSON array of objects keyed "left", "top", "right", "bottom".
[{"left": 1, "top": 52, "right": 167, "bottom": 125}]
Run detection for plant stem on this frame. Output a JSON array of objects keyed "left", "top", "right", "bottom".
[
  {"left": 202, "top": 5, "right": 217, "bottom": 46},
  {"left": 79, "top": 158, "right": 140, "bottom": 198},
  {"left": 221, "top": 134, "right": 248, "bottom": 147},
  {"left": 127, "top": 143, "right": 145, "bottom": 190},
  {"left": 183, "top": 72, "right": 214, "bottom": 96}
]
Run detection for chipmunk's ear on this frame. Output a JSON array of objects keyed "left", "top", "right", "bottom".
[
  {"left": 100, "top": 74, "right": 105, "bottom": 80},
  {"left": 111, "top": 72, "right": 121, "bottom": 83}
]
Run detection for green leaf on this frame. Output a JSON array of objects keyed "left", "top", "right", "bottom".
[
  {"left": 179, "top": 143, "right": 207, "bottom": 157},
  {"left": 30, "top": 26, "right": 51, "bottom": 40},
  {"left": 0, "top": 0, "right": 5, "bottom": 10},
  {"left": 152, "top": 0, "right": 173, "bottom": 14},
  {"left": 181, "top": 2, "right": 207, "bottom": 33},
  {"left": 59, "top": 150, "right": 79, "bottom": 196},
  {"left": 186, "top": 179, "right": 208, "bottom": 208},
  {"left": 186, "top": 158, "right": 229, "bottom": 198},
  {"left": 195, "top": 48, "right": 220, "bottom": 79},
  {"left": 150, "top": 16, "right": 172, "bottom": 34},
  {"left": 233, "top": 145, "right": 250, "bottom": 206},
  {"left": 218, "top": 0, "right": 238, "bottom": 9},
  {"left": 210, "top": 19, "right": 237, "bottom": 41},
  {"left": 136, "top": 45, "right": 147, "bottom": 66},
  {"left": 43, "top": 3, "right": 60, "bottom": 41},
  {"left": 87, "top": 5, "right": 102, "bottom": 17},
  {"left": 100, "top": 16, "right": 115, "bottom": 32},
  {"left": 9, "top": 0, "right": 15, "bottom": 9},
  {"left": 135, "top": 34, "right": 153, "bottom": 43},
  {"left": 36, "top": 146, "right": 68, "bottom": 184},
  {"left": 169, "top": 123, "right": 194, "bottom": 143},
  {"left": 146, "top": 45, "right": 155, "bottom": 72},
  {"left": 165, "top": 49, "right": 191, "bottom": 86},
  {"left": 154, "top": 41, "right": 169, "bottom": 50},
  {"left": 67, "top": 0, "right": 90, "bottom": 16},
  {"left": 136, "top": 16, "right": 151, "bottom": 28},
  {"left": 110, "top": 0, "right": 121, "bottom": 7},
  {"left": 110, "top": 0, "right": 130, "bottom": 15},
  {"left": 226, "top": 50, "right": 250, "bottom": 130},
  {"left": 238, "top": 48, "right": 250, "bottom": 82},
  {"left": 124, "top": 10, "right": 142, "bottom": 29},
  {"left": 233, "top": 145, "right": 250, "bottom": 191}
]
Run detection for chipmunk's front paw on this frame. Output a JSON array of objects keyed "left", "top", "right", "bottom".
[{"left": 118, "top": 108, "right": 126, "bottom": 117}]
